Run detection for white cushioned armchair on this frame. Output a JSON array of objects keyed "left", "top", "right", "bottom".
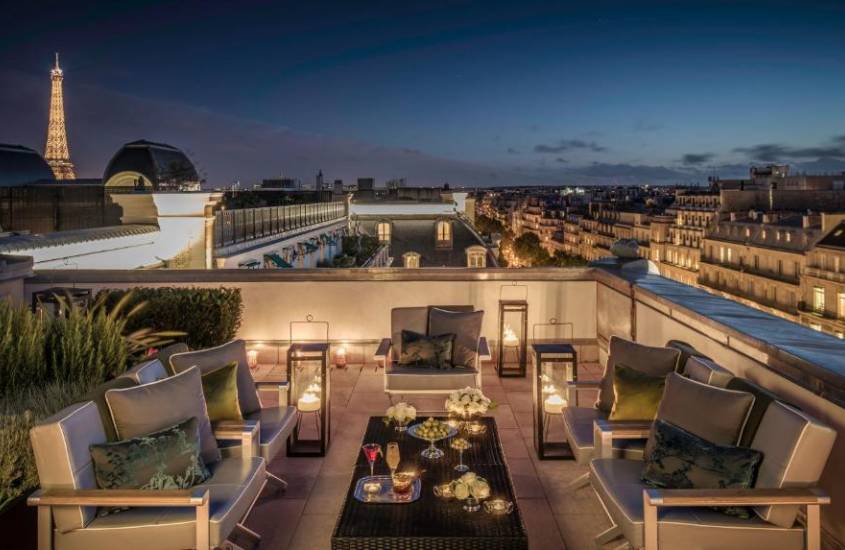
[{"left": 375, "top": 305, "right": 491, "bottom": 402}]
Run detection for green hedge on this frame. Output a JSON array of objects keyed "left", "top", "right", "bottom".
[{"left": 101, "top": 288, "right": 243, "bottom": 349}]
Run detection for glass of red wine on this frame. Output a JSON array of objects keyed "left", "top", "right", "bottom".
[{"left": 362, "top": 443, "right": 382, "bottom": 477}]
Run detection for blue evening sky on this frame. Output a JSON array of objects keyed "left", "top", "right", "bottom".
[{"left": 1, "top": 0, "right": 844, "bottom": 185}]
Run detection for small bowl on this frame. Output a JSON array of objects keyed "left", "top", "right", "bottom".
[
  {"left": 483, "top": 499, "right": 514, "bottom": 515},
  {"left": 433, "top": 483, "right": 454, "bottom": 499},
  {"left": 391, "top": 473, "right": 416, "bottom": 495}
]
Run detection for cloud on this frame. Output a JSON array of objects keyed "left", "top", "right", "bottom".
[
  {"left": 506, "top": 147, "right": 519, "bottom": 154},
  {"left": 555, "top": 157, "right": 567, "bottom": 163},
  {"left": 633, "top": 120, "right": 663, "bottom": 132},
  {"left": 681, "top": 153, "right": 715, "bottom": 165},
  {"left": 734, "top": 141, "right": 845, "bottom": 162},
  {"left": 534, "top": 139, "right": 606, "bottom": 153}
]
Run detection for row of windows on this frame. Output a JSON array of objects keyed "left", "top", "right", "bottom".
[
  {"left": 399, "top": 249, "right": 487, "bottom": 268},
  {"left": 376, "top": 221, "right": 452, "bottom": 244}
]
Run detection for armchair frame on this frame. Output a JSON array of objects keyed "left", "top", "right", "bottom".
[
  {"left": 28, "top": 488, "right": 210, "bottom": 550},
  {"left": 593, "top": 419, "right": 652, "bottom": 459},
  {"left": 642, "top": 487, "right": 830, "bottom": 550},
  {"left": 214, "top": 419, "right": 260, "bottom": 459}
]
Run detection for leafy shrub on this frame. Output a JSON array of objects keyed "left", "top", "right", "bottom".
[
  {"left": 0, "top": 302, "right": 46, "bottom": 395},
  {"left": 101, "top": 288, "right": 242, "bottom": 349},
  {"left": 0, "top": 380, "right": 96, "bottom": 512}
]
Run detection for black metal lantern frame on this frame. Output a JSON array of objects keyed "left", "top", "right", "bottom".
[
  {"left": 496, "top": 284, "right": 528, "bottom": 378},
  {"left": 287, "top": 315, "right": 331, "bottom": 457},
  {"left": 31, "top": 287, "right": 93, "bottom": 317},
  {"left": 531, "top": 319, "right": 577, "bottom": 460}
]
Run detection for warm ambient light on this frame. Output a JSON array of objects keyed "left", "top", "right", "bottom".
[
  {"left": 502, "top": 325, "right": 519, "bottom": 346},
  {"left": 544, "top": 393, "right": 566, "bottom": 414},
  {"left": 335, "top": 345, "right": 347, "bottom": 367},
  {"left": 246, "top": 349, "right": 259, "bottom": 369},
  {"left": 297, "top": 392, "right": 321, "bottom": 412},
  {"left": 542, "top": 384, "right": 557, "bottom": 394}
]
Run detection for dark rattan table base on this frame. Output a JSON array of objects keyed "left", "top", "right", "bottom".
[{"left": 332, "top": 417, "right": 528, "bottom": 550}]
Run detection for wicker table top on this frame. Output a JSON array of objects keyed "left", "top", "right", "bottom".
[{"left": 332, "top": 417, "right": 528, "bottom": 550}]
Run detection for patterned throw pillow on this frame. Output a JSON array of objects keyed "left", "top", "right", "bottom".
[
  {"left": 642, "top": 419, "right": 763, "bottom": 518},
  {"left": 90, "top": 416, "right": 211, "bottom": 513},
  {"left": 609, "top": 364, "right": 666, "bottom": 421},
  {"left": 201, "top": 361, "right": 244, "bottom": 422},
  {"left": 399, "top": 330, "right": 455, "bottom": 369}
]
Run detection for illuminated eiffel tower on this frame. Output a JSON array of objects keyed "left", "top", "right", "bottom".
[{"left": 44, "top": 53, "right": 75, "bottom": 180}]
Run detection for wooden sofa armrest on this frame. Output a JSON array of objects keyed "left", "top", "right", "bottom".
[
  {"left": 478, "top": 337, "right": 491, "bottom": 361},
  {"left": 214, "top": 419, "right": 260, "bottom": 458},
  {"left": 28, "top": 487, "right": 209, "bottom": 507},
  {"left": 256, "top": 380, "right": 290, "bottom": 406},
  {"left": 29, "top": 488, "right": 211, "bottom": 550},
  {"left": 642, "top": 487, "right": 829, "bottom": 550},
  {"left": 374, "top": 338, "right": 392, "bottom": 362},
  {"left": 593, "top": 419, "right": 652, "bottom": 459}
]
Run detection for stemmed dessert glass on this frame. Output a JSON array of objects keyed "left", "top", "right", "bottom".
[
  {"left": 451, "top": 438, "right": 470, "bottom": 472},
  {"left": 361, "top": 443, "right": 382, "bottom": 478}
]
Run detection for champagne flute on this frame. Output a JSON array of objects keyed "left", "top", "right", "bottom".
[
  {"left": 386, "top": 442, "right": 400, "bottom": 476},
  {"left": 361, "top": 443, "right": 382, "bottom": 478}
]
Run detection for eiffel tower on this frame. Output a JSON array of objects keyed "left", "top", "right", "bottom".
[{"left": 44, "top": 53, "right": 75, "bottom": 180}]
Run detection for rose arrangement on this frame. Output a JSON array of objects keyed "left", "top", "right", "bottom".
[
  {"left": 445, "top": 387, "right": 494, "bottom": 417},
  {"left": 384, "top": 402, "right": 417, "bottom": 431},
  {"left": 450, "top": 471, "right": 490, "bottom": 501}
]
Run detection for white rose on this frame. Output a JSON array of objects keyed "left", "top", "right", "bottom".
[
  {"left": 461, "top": 395, "right": 471, "bottom": 404},
  {"left": 386, "top": 406, "right": 395, "bottom": 417},
  {"left": 471, "top": 480, "right": 490, "bottom": 499},
  {"left": 460, "top": 472, "right": 477, "bottom": 484},
  {"left": 452, "top": 482, "right": 469, "bottom": 500}
]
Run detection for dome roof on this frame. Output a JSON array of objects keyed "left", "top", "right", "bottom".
[
  {"left": 103, "top": 140, "right": 199, "bottom": 191},
  {"left": 0, "top": 144, "right": 55, "bottom": 187}
]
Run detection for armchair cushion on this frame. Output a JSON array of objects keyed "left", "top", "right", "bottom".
[
  {"left": 106, "top": 366, "right": 221, "bottom": 465},
  {"left": 562, "top": 406, "right": 645, "bottom": 464},
  {"left": 648, "top": 373, "right": 754, "bottom": 451},
  {"left": 726, "top": 378, "right": 787, "bottom": 447},
  {"left": 684, "top": 356, "right": 734, "bottom": 388},
  {"left": 598, "top": 337, "right": 680, "bottom": 413},
  {"left": 385, "top": 364, "right": 479, "bottom": 392},
  {"left": 428, "top": 308, "right": 483, "bottom": 368},
  {"left": 89, "top": 417, "right": 210, "bottom": 508},
  {"left": 398, "top": 330, "right": 455, "bottom": 369},
  {"left": 84, "top": 376, "right": 138, "bottom": 441},
  {"left": 642, "top": 419, "right": 763, "bottom": 518},
  {"left": 609, "top": 364, "right": 665, "bottom": 421},
  {"left": 201, "top": 362, "right": 244, "bottom": 422},
  {"left": 169, "top": 340, "right": 262, "bottom": 415},
  {"left": 390, "top": 307, "right": 429, "bottom": 361},
  {"left": 751, "top": 401, "right": 837, "bottom": 528},
  {"left": 589, "top": 458, "right": 806, "bottom": 550},
  {"left": 121, "top": 358, "right": 169, "bottom": 386},
  {"left": 244, "top": 405, "right": 298, "bottom": 461},
  {"left": 30, "top": 401, "right": 105, "bottom": 533}
]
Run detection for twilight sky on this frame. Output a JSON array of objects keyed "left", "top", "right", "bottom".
[{"left": 1, "top": 0, "right": 845, "bottom": 186}]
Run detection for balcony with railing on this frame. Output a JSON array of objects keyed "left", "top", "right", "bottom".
[{"left": 5, "top": 260, "right": 845, "bottom": 549}]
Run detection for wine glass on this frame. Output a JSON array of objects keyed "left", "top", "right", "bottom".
[
  {"left": 386, "top": 442, "right": 400, "bottom": 476},
  {"left": 451, "top": 438, "right": 470, "bottom": 472},
  {"left": 361, "top": 443, "right": 382, "bottom": 478}
]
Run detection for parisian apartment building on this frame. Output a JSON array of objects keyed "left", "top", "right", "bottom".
[{"left": 480, "top": 166, "right": 845, "bottom": 338}]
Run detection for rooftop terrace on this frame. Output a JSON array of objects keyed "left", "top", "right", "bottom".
[{"left": 7, "top": 261, "right": 845, "bottom": 549}]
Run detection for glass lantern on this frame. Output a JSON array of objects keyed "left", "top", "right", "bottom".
[
  {"left": 531, "top": 320, "right": 577, "bottom": 459},
  {"left": 287, "top": 316, "right": 331, "bottom": 457},
  {"left": 496, "top": 284, "right": 528, "bottom": 377}
]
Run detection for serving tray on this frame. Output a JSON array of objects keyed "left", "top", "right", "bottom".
[{"left": 353, "top": 475, "right": 422, "bottom": 504}]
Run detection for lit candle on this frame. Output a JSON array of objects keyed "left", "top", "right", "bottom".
[
  {"left": 297, "top": 392, "right": 321, "bottom": 412},
  {"left": 544, "top": 393, "right": 566, "bottom": 414},
  {"left": 542, "top": 384, "right": 557, "bottom": 394},
  {"left": 306, "top": 382, "right": 321, "bottom": 393},
  {"left": 335, "top": 346, "right": 347, "bottom": 368},
  {"left": 246, "top": 349, "right": 259, "bottom": 369},
  {"left": 502, "top": 325, "right": 519, "bottom": 346},
  {"left": 484, "top": 498, "right": 513, "bottom": 514},
  {"left": 363, "top": 481, "right": 382, "bottom": 494}
]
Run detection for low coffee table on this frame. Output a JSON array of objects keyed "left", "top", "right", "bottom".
[{"left": 332, "top": 416, "right": 528, "bottom": 550}]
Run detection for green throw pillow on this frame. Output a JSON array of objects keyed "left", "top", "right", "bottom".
[
  {"left": 90, "top": 416, "right": 211, "bottom": 514},
  {"left": 201, "top": 362, "right": 244, "bottom": 422},
  {"left": 642, "top": 419, "right": 763, "bottom": 518},
  {"left": 399, "top": 330, "right": 455, "bottom": 369},
  {"left": 609, "top": 364, "right": 666, "bottom": 421}
]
